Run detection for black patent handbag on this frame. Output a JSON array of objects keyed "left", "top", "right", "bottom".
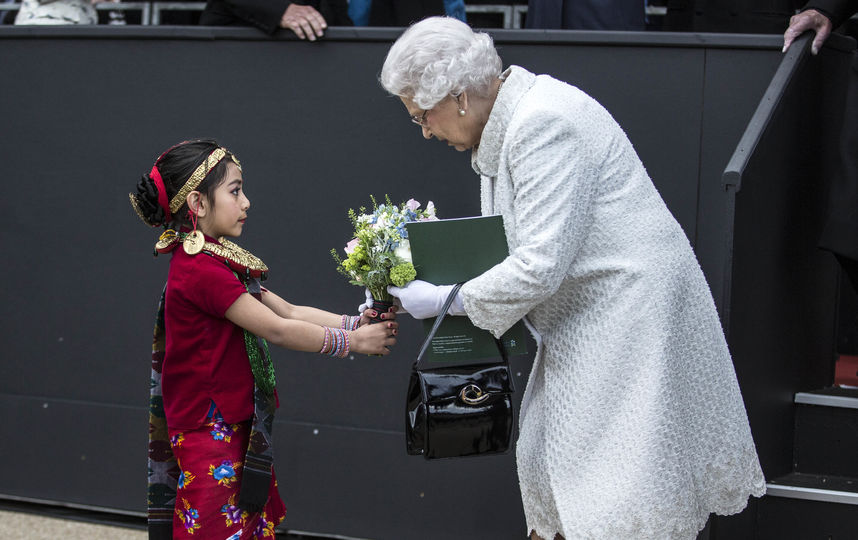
[{"left": 405, "top": 283, "right": 515, "bottom": 459}]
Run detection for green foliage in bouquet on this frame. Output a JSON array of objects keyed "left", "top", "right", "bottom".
[{"left": 332, "top": 195, "right": 437, "bottom": 302}]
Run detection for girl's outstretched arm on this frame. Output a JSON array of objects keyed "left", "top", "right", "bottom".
[
  {"left": 258, "top": 288, "right": 395, "bottom": 327},
  {"left": 225, "top": 293, "right": 397, "bottom": 356}
]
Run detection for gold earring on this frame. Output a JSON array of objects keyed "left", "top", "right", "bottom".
[{"left": 183, "top": 209, "right": 205, "bottom": 255}]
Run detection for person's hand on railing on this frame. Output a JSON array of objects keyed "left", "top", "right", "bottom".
[
  {"left": 280, "top": 3, "right": 327, "bottom": 41},
  {"left": 783, "top": 9, "right": 833, "bottom": 55}
]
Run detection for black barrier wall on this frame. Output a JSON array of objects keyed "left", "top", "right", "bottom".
[{"left": 0, "top": 26, "right": 845, "bottom": 539}]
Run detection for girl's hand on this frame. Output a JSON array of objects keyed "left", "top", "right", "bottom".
[
  {"left": 350, "top": 319, "right": 398, "bottom": 355},
  {"left": 358, "top": 305, "right": 397, "bottom": 327}
]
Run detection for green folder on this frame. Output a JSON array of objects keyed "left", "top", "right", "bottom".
[{"left": 405, "top": 215, "right": 528, "bottom": 364}]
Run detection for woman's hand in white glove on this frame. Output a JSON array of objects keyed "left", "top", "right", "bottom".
[
  {"left": 358, "top": 288, "right": 407, "bottom": 315},
  {"left": 358, "top": 288, "right": 373, "bottom": 314},
  {"left": 387, "top": 280, "right": 465, "bottom": 319}
]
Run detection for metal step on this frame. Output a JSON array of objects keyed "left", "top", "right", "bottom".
[
  {"left": 766, "top": 473, "right": 858, "bottom": 505},
  {"left": 795, "top": 387, "right": 858, "bottom": 409}
]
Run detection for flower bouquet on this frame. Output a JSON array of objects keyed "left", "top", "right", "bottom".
[{"left": 332, "top": 196, "right": 438, "bottom": 315}]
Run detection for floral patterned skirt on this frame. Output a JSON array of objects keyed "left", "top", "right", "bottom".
[{"left": 169, "top": 406, "right": 286, "bottom": 539}]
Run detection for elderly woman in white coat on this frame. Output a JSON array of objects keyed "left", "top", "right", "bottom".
[{"left": 380, "top": 16, "right": 765, "bottom": 540}]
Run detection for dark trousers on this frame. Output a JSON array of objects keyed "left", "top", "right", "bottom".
[
  {"left": 837, "top": 255, "right": 858, "bottom": 293},
  {"left": 820, "top": 53, "right": 858, "bottom": 262},
  {"left": 526, "top": 0, "right": 645, "bottom": 30}
]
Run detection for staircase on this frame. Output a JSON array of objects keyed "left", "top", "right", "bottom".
[{"left": 760, "top": 387, "right": 858, "bottom": 539}]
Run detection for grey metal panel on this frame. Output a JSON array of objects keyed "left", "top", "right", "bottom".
[
  {"left": 0, "top": 394, "right": 147, "bottom": 511},
  {"left": 276, "top": 422, "right": 524, "bottom": 539}
]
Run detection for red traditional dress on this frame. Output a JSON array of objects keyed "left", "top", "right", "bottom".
[{"left": 148, "top": 231, "right": 284, "bottom": 540}]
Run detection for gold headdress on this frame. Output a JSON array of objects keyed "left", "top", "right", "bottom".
[
  {"left": 129, "top": 145, "right": 241, "bottom": 227},
  {"left": 169, "top": 147, "right": 241, "bottom": 214}
]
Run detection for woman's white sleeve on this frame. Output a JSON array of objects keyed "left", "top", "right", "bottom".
[{"left": 462, "top": 109, "right": 603, "bottom": 337}]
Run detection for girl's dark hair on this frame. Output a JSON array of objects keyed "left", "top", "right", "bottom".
[{"left": 130, "top": 139, "right": 235, "bottom": 228}]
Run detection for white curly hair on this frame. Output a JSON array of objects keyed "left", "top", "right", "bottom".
[{"left": 380, "top": 16, "right": 503, "bottom": 109}]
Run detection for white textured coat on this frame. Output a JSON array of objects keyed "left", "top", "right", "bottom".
[{"left": 461, "top": 66, "right": 765, "bottom": 539}]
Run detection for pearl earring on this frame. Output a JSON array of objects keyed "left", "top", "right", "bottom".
[{"left": 458, "top": 109, "right": 466, "bottom": 116}]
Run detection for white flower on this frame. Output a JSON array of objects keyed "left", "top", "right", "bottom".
[
  {"left": 394, "top": 239, "right": 412, "bottom": 263},
  {"left": 420, "top": 200, "right": 439, "bottom": 221}
]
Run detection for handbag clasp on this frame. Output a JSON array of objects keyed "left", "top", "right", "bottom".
[{"left": 459, "top": 384, "right": 491, "bottom": 405}]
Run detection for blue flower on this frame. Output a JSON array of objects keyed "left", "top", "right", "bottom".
[{"left": 212, "top": 462, "right": 236, "bottom": 481}]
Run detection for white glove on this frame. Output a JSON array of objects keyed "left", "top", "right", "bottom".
[
  {"left": 358, "top": 287, "right": 408, "bottom": 315},
  {"left": 358, "top": 288, "right": 373, "bottom": 314},
  {"left": 387, "top": 280, "right": 465, "bottom": 319}
]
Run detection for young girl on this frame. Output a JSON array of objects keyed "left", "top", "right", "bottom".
[{"left": 130, "top": 139, "right": 397, "bottom": 539}]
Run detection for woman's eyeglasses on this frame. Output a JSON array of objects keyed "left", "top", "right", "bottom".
[{"left": 410, "top": 109, "right": 428, "bottom": 127}]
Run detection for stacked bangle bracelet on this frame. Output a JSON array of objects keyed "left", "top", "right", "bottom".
[
  {"left": 341, "top": 314, "right": 361, "bottom": 331},
  {"left": 320, "top": 327, "right": 350, "bottom": 358}
]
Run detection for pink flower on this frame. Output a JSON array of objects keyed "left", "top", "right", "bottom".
[
  {"left": 406, "top": 198, "right": 421, "bottom": 211},
  {"left": 344, "top": 238, "right": 359, "bottom": 255}
]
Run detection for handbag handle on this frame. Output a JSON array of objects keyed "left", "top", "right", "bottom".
[{"left": 415, "top": 282, "right": 465, "bottom": 369}]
